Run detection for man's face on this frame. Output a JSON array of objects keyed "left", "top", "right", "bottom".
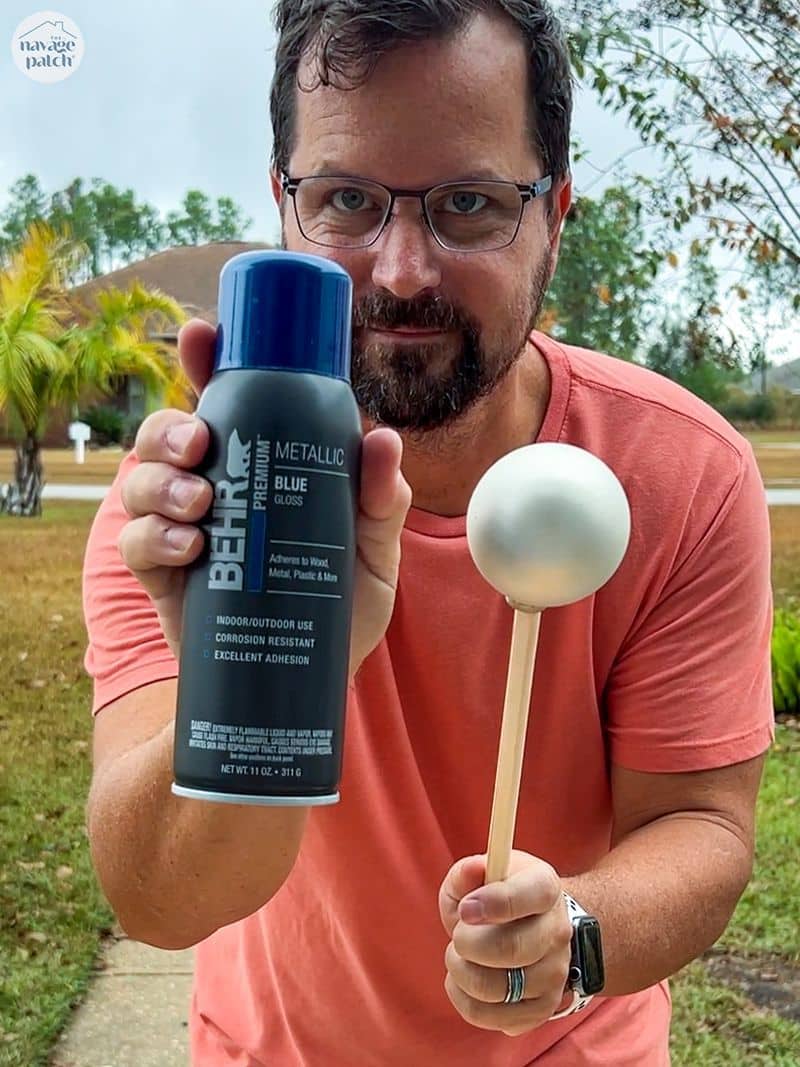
[{"left": 275, "top": 13, "right": 567, "bottom": 433}]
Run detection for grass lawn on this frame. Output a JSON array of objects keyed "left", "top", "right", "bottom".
[
  {"left": 751, "top": 448, "right": 800, "bottom": 485},
  {"left": 0, "top": 472, "right": 799, "bottom": 1064},
  {"left": 747, "top": 431, "right": 800, "bottom": 445},
  {"left": 0, "top": 503, "right": 114, "bottom": 1065},
  {"left": 0, "top": 431, "right": 792, "bottom": 489},
  {"left": 2, "top": 434, "right": 799, "bottom": 491},
  {"left": 770, "top": 508, "right": 800, "bottom": 610},
  {"left": 745, "top": 430, "right": 800, "bottom": 487},
  {"left": 0, "top": 448, "right": 125, "bottom": 486}
]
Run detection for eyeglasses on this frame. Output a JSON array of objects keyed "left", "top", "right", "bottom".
[{"left": 280, "top": 173, "right": 553, "bottom": 253}]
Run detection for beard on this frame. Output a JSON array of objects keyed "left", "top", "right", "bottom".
[{"left": 350, "top": 251, "right": 553, "bottom": 433}]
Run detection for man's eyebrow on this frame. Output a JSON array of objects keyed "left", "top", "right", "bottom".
[
  {"left": 456, "top": 167, "right": 508, "bottom": 182},
  {"left": 304, "top": 164, "right": 513, "bottom": 183},
  {"left": 311, "top": 161, "right": 345, "bottom": 176},
  {"left": 300, "top": 165, "right": 371, "bottom": 181}
]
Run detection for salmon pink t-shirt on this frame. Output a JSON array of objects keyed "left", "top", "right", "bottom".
[{"left": 82, "top": 335, "right": 774, "bottom": 1066}]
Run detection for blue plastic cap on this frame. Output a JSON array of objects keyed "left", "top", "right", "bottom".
[{"left": 214, "top": 251, "right": 353, "bottom": 379}]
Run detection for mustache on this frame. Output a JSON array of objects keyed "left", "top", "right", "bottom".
[{"left": 353, "top": 292, "right": 470, "bottom": 332}]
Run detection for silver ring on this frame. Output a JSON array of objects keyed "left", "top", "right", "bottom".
[{"left": 504, "top": 966, "right": 526, "bottom": 1005}]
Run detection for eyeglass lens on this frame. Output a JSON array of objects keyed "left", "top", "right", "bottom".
[{"left": 292, "top": 177, "right": 525, "bottom": 251}]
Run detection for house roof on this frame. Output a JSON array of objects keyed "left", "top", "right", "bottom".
[
  {"left": 71, "top": 240, "right": 274, "bottom": 338},
  {"left": 745, "top": 356, "right": 800, "bottom": 396}
]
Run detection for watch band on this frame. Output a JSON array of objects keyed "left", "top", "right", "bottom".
[{"left": 549, "top": 988, "right": 593, "bottom": 1020}]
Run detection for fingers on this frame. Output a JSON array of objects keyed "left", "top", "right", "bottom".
[
  {"left": 444, "top": 943, "right": 566, "bottom": 1006},
  {"left": 177, "top": 318, "right": 217, "bottom": 398},
  {"left": 120, "top": 434, "right": 213, "bottom": 594},
  {"left": 133, "top": 408, "right": 210, "bottom": 469},
  {"left": 459, "top": 858, "right": 562, "bottom": 925},
  {"left": 119, "top": 406, "right": 214, "bottom": 659},
  {"left": 125, "top": 409, "right": 212, "bottom": 558},
  {"left": 118, "top": 512, "right": 204, "bottom": 576},
  {"left": 121, "top": 461, "right": 212, "bottom": 524},
  {"left": 443, "top": 889, "right": 573, "bottom": 1038},
  {"left": 452, "top": 899, "right": 572, "bottom": 970},
  {"left": 443, "top": 972, "right": 565, "bottom": 1038},
  {"left": 115, "top": 519, "right": 190, "bottom": 659}
]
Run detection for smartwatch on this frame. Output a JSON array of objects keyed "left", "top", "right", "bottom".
[{"left": 550, "top": 893, "right": 605, "bottom": 1020}]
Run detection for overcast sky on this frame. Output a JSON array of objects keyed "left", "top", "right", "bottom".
[{"left": 2, "top": 2, "right": 795, "bottom": 364}]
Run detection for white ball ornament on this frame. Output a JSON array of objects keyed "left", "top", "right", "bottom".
[{"left": 466, "top": 443, "right": 631, "bottom": 610}]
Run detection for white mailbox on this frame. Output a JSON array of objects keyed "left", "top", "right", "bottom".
[{"left": 68, "top": 420, "right": 91, "bottom": 464}]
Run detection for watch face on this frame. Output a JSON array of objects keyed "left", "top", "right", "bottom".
[{"left": 576, "top": 917, "right": 605, "bottom": 995}]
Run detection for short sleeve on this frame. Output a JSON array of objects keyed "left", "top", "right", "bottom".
[
  {"left": 606, "top": 443, "right": 774, "bottom": 772},
  {"left": 82, "top": 451, "right": 179, "bottom": 715}
]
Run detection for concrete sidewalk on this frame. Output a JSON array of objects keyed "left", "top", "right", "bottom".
[
  {"left": 39, "top": 481, "right": 800, "bottom": 506},
  {"left": 50, "top": 931, "right": 193, "bottom": 1067}
]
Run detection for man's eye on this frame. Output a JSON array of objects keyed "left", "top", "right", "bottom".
[
  {"left": 331, "top": 188, "right": 374, "bottom": 212},
  {"left": 442, "top": 190, "right": 489, "bottom": 215}
]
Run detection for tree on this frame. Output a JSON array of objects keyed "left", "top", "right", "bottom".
[
  {"left": 560, "top": 0, "right": 800, "bottom": 306},
  {"left": 48, "top": 178, "right": 101, "bottom": 278},
  {"left": 211, "top": 196, "right": 254, "bottom": 242},
  {"left": 0, "top": 222, "right": 188, "bottom": 517},
  {"left": 644, "top": 249, "right": 744, "bottom": 405},
  {"left": 0, "top": 176, "right": 254, "bottom": 280},
  {"left": 134, "top": 203, "right": 169, "bottom": 260},
  {"left": 738, "top": 250, "right": 793, "bottom": 392},
  {"left": 167, "top": 190, "right": 213, "bottom": 245},
  {"left": 544, "top": 185, "right": 660, "bottom": 360},
  {"left": 0, "top": 175, "right": 48, "bottom": 261},
  {"left": 167, "top": 190, "right": 253, "bottom": 246},
  {"left": 0, "top": 223, "right": 80, "bottom": 515}
]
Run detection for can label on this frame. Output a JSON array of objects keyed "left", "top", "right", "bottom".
[
  {"left": 205, "top": 429, "right": 349, "bottom": 597},
  {"left": 173, "top": 370, "right": 361, "bottom": 802}
]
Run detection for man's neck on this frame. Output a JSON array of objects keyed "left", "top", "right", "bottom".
[{"left": 365, "top": 338, "right": 551, "bottom": 518}]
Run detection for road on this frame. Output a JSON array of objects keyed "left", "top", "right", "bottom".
[
  {"left": 41, "top": 484, "right": 800, "bottom": 506},
  {"left": 43, "top": 484, "right": 109, "bottom": 500}
]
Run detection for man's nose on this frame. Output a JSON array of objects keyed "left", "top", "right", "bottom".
[{"left": 370, "top": 205, "right": 443, "bottom": 300}]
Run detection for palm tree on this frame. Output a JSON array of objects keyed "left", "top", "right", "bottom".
[
  {"left": 62, "top": 280, "right": 192, "bottom": 419},
  {"left": 0, "top": 221, "right": 188, "bottom": 516},
  {"left": 0, "top": 222, "right": 80, "bottom": 515}
]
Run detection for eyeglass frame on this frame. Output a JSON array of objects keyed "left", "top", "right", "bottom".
[{"left": 279, "top": 172, "right": 553, "bottom": 253}]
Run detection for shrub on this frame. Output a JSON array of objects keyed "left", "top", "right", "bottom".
[
  {"left": 719, "top": 391, "right": 777, "bottom": 427},
  {"left": 772, "top": 608, "right": 800, "bottom": 715},
  {"left": 745, "top": 393, "right": 777, "bottom": 426},
  {"left": 78, "top": 404, "right": 125, "bottom": 446},
  {"left": 121, "top": 414, "right": 144, "bottom": 450}
]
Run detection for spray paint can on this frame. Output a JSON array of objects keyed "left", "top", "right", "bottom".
[{"left": 172, "top": 251, "right": 361, "bottom": 805}]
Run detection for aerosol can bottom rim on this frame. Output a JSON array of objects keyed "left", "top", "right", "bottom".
[{"left": 171, "top": 783, "right": 340, "bottom": 806}]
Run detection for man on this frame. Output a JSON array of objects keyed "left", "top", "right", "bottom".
[{"left": 82, "top": 2, "right": 773, "bottom": 1064}]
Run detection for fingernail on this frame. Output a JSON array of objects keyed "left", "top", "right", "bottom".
[
  {"left": 460, "top": 897, "right": 485, "bottom": 923},
  {"left": 170, "top": 479, "right": 200, "bottom": 508},
  {"left": 166, "top": 526, "right": 196, "bottom": 550},
  {"left": 167, "top": 421, "right": 195, "bottom": 454}
]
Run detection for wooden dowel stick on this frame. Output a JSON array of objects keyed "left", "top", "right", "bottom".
[{"left": 485, "top": 607, "right": 542, "bottom": 884}]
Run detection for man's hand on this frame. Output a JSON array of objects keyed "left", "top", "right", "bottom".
[
  {"left": 117, "top": 319, "right": 412, "bottom": 670},
  {"left": 438, "top": 851, "right": 573, "bottom": 1037}
]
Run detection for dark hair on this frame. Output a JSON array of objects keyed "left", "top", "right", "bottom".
[{"left": 269, "top": 0, "right": 573, "bottom": 182}]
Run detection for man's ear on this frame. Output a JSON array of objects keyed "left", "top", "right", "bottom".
[
  {"left": 547, "top": 177, "right": 573, "bottom": 281},
  {"left": 270, "top": 169, "right": 283, "bottom": 208}
]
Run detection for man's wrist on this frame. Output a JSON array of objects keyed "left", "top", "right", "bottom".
[{"left": 552, "top": 986, "right": 577, "bottom": 1015}]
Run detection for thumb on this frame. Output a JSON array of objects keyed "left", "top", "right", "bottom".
[
  {"left": 438, "top": 854, "right": 487, "bottom": 937},
  {"left": 177, "top": 319, "right": 217, "bottom": 398},
  {"left": 357, "top": 428, "right": 413, "bottom": 586}
]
